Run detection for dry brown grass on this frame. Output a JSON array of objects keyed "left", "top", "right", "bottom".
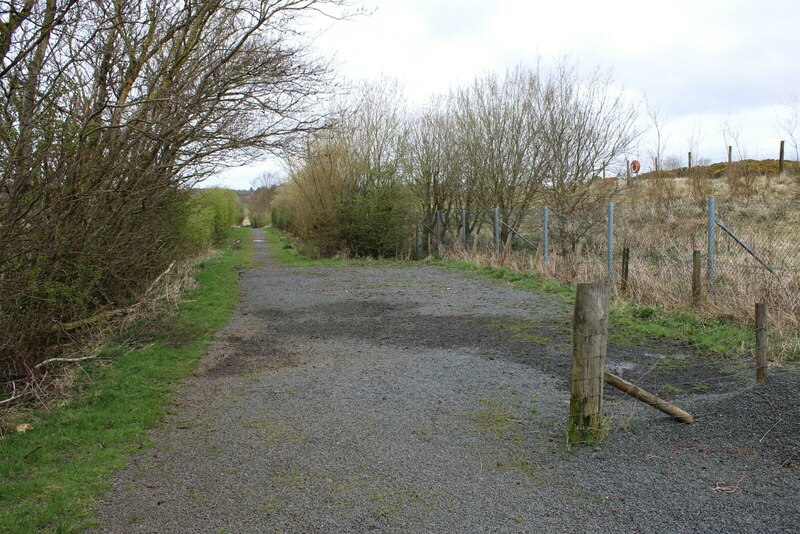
[
  {"left": 429, "top": 175, "right": 800, "bottom": 359},
  {"left": 0, "top": 250, "right": 206, "bottom": 412}
]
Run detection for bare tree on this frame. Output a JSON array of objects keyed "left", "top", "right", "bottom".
[
  {"left": 448, "top": 66, "right": 549, "bottom": 241},
  {"left": 542, "top": 62, "right": 640, "bottom": 250},
  {"left": 686, "top": 122, "right": 711, "bottom": 202},
  {"left": 0, "top": 0, "right": 346, "bottom": 388},
  {"left": 777, "top": 93, "right": 800, "bottom": 182},
  {"left": 720, "top": 114, "right": 756, "bottom": 198},
  {"left": 643, "top": 100, "right": 676, "bottom": 206},
  {"left": 405, "top": 100, "right": 460, "bottom": 216}
]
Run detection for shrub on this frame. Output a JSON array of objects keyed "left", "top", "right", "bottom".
[{"left": 193, "top": 188, "right": 242, "bottom": 244}]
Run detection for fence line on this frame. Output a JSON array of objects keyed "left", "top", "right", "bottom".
[{"left": 415, "top": 198, "right": 800, "bottom": 345}]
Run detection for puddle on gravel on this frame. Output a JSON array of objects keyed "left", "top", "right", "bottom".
[{"left": 606, "top": 361, "right": 637, "bottom": 377}]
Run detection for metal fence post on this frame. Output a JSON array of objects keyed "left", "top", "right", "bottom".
[
  {"left": 434, "top": 210, "right": 441, "bottom": 258},
  {"left": 607, "top": 202, "right": 614, "bottom": 282},
  {"left": 462, "top": 208, "right": 468, "bottom": 249},
  {"left": 707, "top": 197, "right": 715, "bottom": 293},
  {"left": 543, "top": 205, "right": 549, "bottom": 266},
  {"left": 493, "top": 207, "right": 500, "bottom": 254}
]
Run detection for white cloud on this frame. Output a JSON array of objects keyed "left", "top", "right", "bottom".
[{"left": 214, "top": 0, "right": 800, "bottom": 185}]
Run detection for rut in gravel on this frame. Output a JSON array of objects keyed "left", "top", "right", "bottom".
[{"left": 95, "top": 228, "right": 800, "bottom": 533}]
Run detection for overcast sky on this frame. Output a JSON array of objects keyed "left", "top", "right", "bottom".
[{"left": 208, "top": 0, "right": 800, "bottom": 189}]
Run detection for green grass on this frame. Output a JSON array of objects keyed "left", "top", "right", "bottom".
[
  {"left": 440, "top": 259, "right": 756, "bottom": 358},
  {"left": 608, "top": 301, "right": 754, "bottom": 356},
  {"left": 262, "top": 227, "right": 342, "bottom": 266},
  {"left": 262, "top": 227, "right": 399, "bottom": 267},
  {"left": 0, "top": 228, "right": 253, "bottom": 533},
  {"left": 440, "top": 260, "right": 576, "bottom": 301},
  {"left": 266, "top": 226, "right": 773, "bottom": 359}
]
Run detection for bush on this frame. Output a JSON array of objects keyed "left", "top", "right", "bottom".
[
  {"left": 338, "top": 188, "right": 412, "bottom": 257},
  {"left": 193, "top": 188, "right": 242, "bottom": 244},
  {"left": 271, "top": 143, "right": 413, "bottom": 258}
]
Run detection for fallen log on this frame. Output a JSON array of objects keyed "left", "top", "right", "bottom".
[{"left": 604, "top": 371, "right": 694, "bottom": 424}]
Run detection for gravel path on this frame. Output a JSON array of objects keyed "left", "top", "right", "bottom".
[{"left": 96, "top": 229, "right": 800, "bottom": 533}]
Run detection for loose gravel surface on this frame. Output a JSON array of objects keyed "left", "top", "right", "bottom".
[{"left": 96, "top": 229, "right": 800, "bottom": 533}]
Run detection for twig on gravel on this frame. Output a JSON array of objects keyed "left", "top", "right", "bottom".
[
  {"left": 759, "top": 418, "right": 784, "bottom": 443},
  {"left": 710, "top": 476, "right": 747, "bottom": 494}
]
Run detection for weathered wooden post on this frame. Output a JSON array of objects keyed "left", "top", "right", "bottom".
[
  {"left": 779, "top": 140, "right": 786, "bottom": 177},
  {"left": 603, "top": 373, "right": 694, "bottom": 423},
  {"left": 569, "top": 283, "right": 609, "bottom": 445},
  {"left": 621, "top": 247, "right": 630, "bottom": 293},
  {"left": 692, "top": 250, "right": 702, "bottom": 306},
  {"left": 756, "top": 303, "right": 768, "bottom": 384}
]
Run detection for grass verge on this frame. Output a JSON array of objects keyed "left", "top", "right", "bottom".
[
  {"left": 262, "top": 227, "right": 399, "bottom": 267},
  {"left": 0, "top": 228, "right": 253, "bottom": 533},
  {"left": 265, "top": 227, "right": 770, "bottom": 358},
  {"left": 263, "top": 226, "right": 335, "bottom": 266},
  {"left": 439, "top": 260, "right": 757, "bottom": 358}
]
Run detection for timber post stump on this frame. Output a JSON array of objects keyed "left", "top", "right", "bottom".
[
  {"left": 692, "top": 250, "right": 702, "bottom": 306},
  {"left": 756, "top": 303, "right": 768, "bottom": 384},
  {"left": 568, "top": 282, "right": 610, "bottom": 445}
]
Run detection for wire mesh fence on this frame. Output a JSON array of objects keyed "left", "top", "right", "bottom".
[{"left": 416, "top": 197, "right": 800, "bottom": 351}]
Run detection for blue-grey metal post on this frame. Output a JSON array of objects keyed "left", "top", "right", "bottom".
[
  {"left": 434, "top": 210, "right": 441, "bottom": 258},
  {"left": 493, "top": 207, "right": 501, "bottom": 254},
  {"left": 462, "top": 208, "right": 468, "bottom": 249},
  {"left": 543, "top": 205, "right": 549, "bottom": 266},
  {"left": 607, "top": 202, "right": 614, "bottom": 282},
  {"left": 707, "top": 197, "right": 715, "bottom": 292}
]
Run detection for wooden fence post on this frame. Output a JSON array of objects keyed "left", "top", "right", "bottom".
[
  {"left": 569, "top": 283, "right": 609, "bottom": 445},
  {"left": 756, "top": 303, "right": 768, "bottom": 384},
  {"left": 692, "top": 250, "right": 702, "bottom": 306},
  {"left": 621, "top": 247, "right": 630, "bottom": 293}
]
